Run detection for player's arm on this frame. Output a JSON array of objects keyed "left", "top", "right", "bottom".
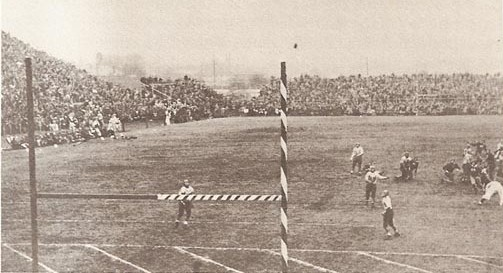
[{"left": 376, "top": 173, "right": 389, "bottom": 180}]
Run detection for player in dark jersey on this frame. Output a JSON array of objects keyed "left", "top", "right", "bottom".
[{"left": 442, "top": 159, "right": 460, "bottom": 183}]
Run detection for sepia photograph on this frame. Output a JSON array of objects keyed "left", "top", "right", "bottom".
[{"left": 1, "top": 0, "right": 502, "bottom": 272}]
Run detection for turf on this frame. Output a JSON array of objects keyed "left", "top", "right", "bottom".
[{"left": 2, "top": 115, "right": 503, "bottom": 272}]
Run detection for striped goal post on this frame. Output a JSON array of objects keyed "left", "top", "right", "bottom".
[{"left": 27, "top": 61, "right": 289, "bottom": 272}]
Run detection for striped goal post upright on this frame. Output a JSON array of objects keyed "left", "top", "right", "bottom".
[
  {"left": 24, "top": 57, "right": 290, "bottom": 272},
  {"left": 279, "top": 62, "right": 288, "bottom": 273}
]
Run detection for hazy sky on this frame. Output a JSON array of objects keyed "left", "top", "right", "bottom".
[{"left": 2, "top": 0, "right": 502, "bottom": 77}]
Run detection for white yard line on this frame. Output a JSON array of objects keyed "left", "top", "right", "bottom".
[
  {"left": 173, "top": 246, "right": 244, "bottom": 273},
  {"left": 457, "top": 255, "right": 503, "bottom": 269},
  {"left": 3, "top": 243, "right": 59, "bottom": 273},
  {"left": 4, "top": 218, "right": 503, "bottom": 234},
  {"left": 6, "top": 242, "right": 503, "bottom": 260},
  {"left": 357, "top": 251, "right": 433, "bottom": 273},
  {"left": 1, "top": 218, "right": 374, "bottom": 228},
  {"left": 262, "top": 249, "right": 340, "bottom": 273},
  {"left": 85, "top": 244, "right": 152, "bottom": 273}
]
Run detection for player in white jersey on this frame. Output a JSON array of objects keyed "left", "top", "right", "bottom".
[
  {"left": 381, "top": 190, "right": 400, "bottom": 239},
  {"left": 350, "top": 143, "right": 364, "bottom": 175},
  {"left": 165, "top": 108, "right": 172, "bottom": 125},
  {"left": 478, "top": 181, "right": 503, "bottom": 206},
  {"left": 364, "top": 166, "right": 389, "bottom": 207},
  {"left": 175, "top": 179, "right": 195, "bottom": 227}
]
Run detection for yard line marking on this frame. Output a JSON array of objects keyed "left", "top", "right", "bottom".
[
  {"left": 366, "top": 251, "right": 503, "bottom": 260},
  {"left": 457, "top": 255, "right": 503, "bottom": 269},
  {"left": 357, "top": 251, "right": 433, "bottom": 273},
  {"left": 0, "top": 218, "right": 375, "bottom": 227},
  {"left": 85, "top": 244, "right": 152, "bottom": 273},
  {"left": 6, "top": 243, "right": 503, "bottom": 260},
  {"left": 173, "top": 246, "right": 244, "bottom": 273},
  {"left": 3, "top": 218, "right": 503, "bottom": 233},
  {"left": 262, "top": 249, "right": 340, "bottom": 273},
  {"left": 3, "top": 243, "right": 59, "bottom": 273},
  {"left": 6, "top": 200, "right": 499, "bottom": 210}
]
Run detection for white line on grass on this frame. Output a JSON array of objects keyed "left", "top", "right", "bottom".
[
  {"left": 357, "top": 251, "right": 433, "bottom": 273},
  {"left": 366, "top": 250, "right": 503, "bottom": 260},
  {"left": 262, "top": 249, "right": 340, "bottom": 273},
  {"left": 456, "top": 255, "right": 503, "bottom": 269},
  {"left": 7, "top": 242, "right": 503, "bottom": 260},
  {"left": 85, "top": 244, "right": 152, "bottom": 273},
  {"left": 7, "top": 218, "right": 503, "bottom": 234},
  {"left": 173, "top": 246, "right": 244, "bottom": 273},
  {"left": 5, "top": 200, "right": 498, "bottom": 210},
  {"left": 1, "top": 218, "right": 375, "bottom": 228},
  {"left": 3, "top": 243, "right": 59, "bottom": 273}
]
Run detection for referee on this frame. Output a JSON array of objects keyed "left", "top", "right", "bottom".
[{"left": 381, "top": 190, "right": 400, "bottom": 240}]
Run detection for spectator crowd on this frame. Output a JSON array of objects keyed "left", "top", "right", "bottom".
[
  {"left": 2, "top": 31, "right": 502, "bottom": 150},
  {"left": 249, "top": 74, "right": 502, "bottom": 116},
  {"left": 2, "top": 32, "right": 232, "bottom": 149}
]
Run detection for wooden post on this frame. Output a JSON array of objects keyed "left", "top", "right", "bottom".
[{"left": 26, "top": 57, "right": 39, "bottom": 272}]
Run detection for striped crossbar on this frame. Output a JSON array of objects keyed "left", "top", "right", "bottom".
[
  {"left": 158, "top": 194, "right": 281, "bottom": 201},
  {"left": 37, "top": 193, "right": 281, "bottom": 201}
]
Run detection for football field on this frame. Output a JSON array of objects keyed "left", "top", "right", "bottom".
[{"left": 2, "top": 116, "right": 503, "bottom": 272}]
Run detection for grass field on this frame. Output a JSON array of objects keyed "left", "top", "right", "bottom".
[{"left": 2, "top": 115, "right": 503, "bottom": 273}]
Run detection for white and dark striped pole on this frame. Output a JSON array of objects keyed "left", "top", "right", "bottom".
[{"left": 279, "top": 62, "right": 288, "bottom": 273}]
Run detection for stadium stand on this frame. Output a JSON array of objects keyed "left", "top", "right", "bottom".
[
  {"left": 2, "top": 32, "right": 231, "bottom": 149},
  {"left": 250, "top": 74, "right": 503, "bottom": 116},
  {"left": 2, "top": 31, "right": 502, "bottom": 149}
]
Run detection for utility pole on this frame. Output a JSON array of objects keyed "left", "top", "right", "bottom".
[
  {"left": 366, "top": 57, "right": 369, "bottom": 76},
  {"left": 213, "top": 58, "right": 216, "bottom": 89}
]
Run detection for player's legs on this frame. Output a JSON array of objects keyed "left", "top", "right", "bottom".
[
  {"left": 365, "top": 183, "right": 372, "bottom": 205},
  {"left": 175, "top": 202, "right": 185, "bottom": 227},
  {"left": 479, "top": 187, "right": 495, "bottom": 204},
  {"left": 356, "top": 156, "right": 362, "bottom": 174},
  {"left": 400, "top": 166, "right": 407, "bottom": 181},
  {"left": 470, "top": 176, "right": 481, "bottom": 192},
  {"left": 185, "top": 203, "right": 192, "bottom": 222},
  {"left": 370, "top": 184, "right": 376, "bottom": 207},
  {"left": 383, "top": 211, "right": 392, "bottom": 238},
  {"left": 388, "top": 211, "right": 399, "bottom": 235},
  {"left": 382, "top": 215, "right": 388, "bottom": 232},
  {"left": 383, "top": 210, "right": 399, "bottom": 238}
]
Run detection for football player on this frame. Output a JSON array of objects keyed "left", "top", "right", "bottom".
[
  {"left": 478, "top": 181, "right": 503, "bottom": 206},
  {"left": 364, "top": 166, "right": 389, "bottom": 207}
]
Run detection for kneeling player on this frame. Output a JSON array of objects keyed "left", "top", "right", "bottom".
[
  {"left": 442, "top": 159, "right": 460, "bottom": 183},
  {"left": 382, "top": 190, "right": 400, "bottom": 239},
  {"left": 478, "top": 181, "right": 503, "bottom": 206}
]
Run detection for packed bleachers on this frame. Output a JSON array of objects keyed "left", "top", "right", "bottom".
[
  {"left": 2, "top": 31, "right": 502, "bottom": 149},
  {"left": 139, "top": 76, "right": 237, "bottom": 123},
  {"left": 1, "top": 32, "right": 232, "bottom": 148},
  {"left": 249, "top": 74, "right": 503, "bottom": 116}
]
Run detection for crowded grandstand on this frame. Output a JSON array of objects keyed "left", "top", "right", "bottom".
[{"left": 2, "top": 31, "right": 502, "bottom": 150}]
